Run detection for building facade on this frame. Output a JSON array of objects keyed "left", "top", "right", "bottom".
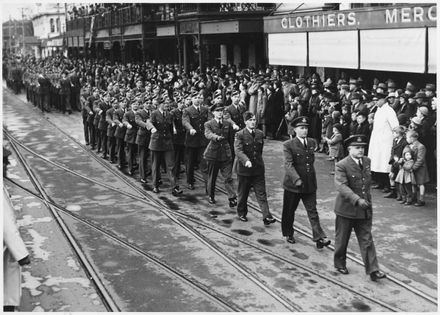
[
  {"left": 264, "top": 2, "right": 437, "bottom": 83},
  {"left": 2, "top": 19, "right": 37, "bottom": 56}
]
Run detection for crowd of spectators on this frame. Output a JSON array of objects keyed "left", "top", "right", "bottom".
[
  {"left": 67, "top": 3, "right": 135, "bottom": 20},
  {"left": 4, "top": 52, "right": 436, "bottom": 207}
]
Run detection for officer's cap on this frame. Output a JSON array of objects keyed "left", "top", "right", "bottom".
[
  {"left": 231, "top": 90, "right": 240, "bottom": 97},
  {"left": 291, "top": 116, "right": 309, "bottom": 128},
  {"left": 345, "top": 134, "right": 367, "bottom": 147},
  {"left": 210, "top": 104, "right": 224, "bottom": 112},
  {"left": 243, "top": 111, "right": 255, "bottom": 121}
]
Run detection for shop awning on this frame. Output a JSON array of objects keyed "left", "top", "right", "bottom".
[
  {"left": 360, "top": 28, "right": 425, "bottom": 73},
  {"left": 309, "top": 30, "right": 358, "bottom": 69},
  {"left": 268, "top": 33, "right": 307, "bottom": 66},
  {"left": 428, "top": 27, "right": 436, "bottom": 74}
]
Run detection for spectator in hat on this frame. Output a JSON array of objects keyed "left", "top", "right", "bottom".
[
  {"left": 404, "top": 130, "right": 429, "bottom": 206},
  {"left": 350, "top": 92, "right": 368, "bottom": 115},
  {"left": 308, "top": 84, "right": 322, "bottom": 151},
  {"left": 333, "top": 135, "right": 387, "bottom": 282},
  {"left": 368, "top": 89, "right": 399, "bottom": 193},
  {"left": 248, "top": 77, "right": 260, "bottom": 115},
  {"left": 256, "top": 81, "right": 268, "bottom": 134},
  {"left": 282, "top": 75, "right": 299, "bottom": 112},
  {"left": 297, "top": 78, "right": 311, "bottom": 115},
  {"left": 384, "top": 125, "right": 408, "bottom": 199},
  {"left": 234, "top": 112, "right": 276, "bottom": 225},
  {"left": 285, "top": 94, "right": 300, "bottom": 139},
  {"left": 396, "top": 93, "right": 416, "bottom": 125},
  {"left": 265, "top": 81, "right": 284, "bottom": 139},
  {"left": 281, "top": 116, "right": 331, "bottom": 248},
  {"left": 203, "top": 104, "right": 237, "bottom": 206},
  {"left": 354, "top": 111, "right": 370, "bottom": 149}
]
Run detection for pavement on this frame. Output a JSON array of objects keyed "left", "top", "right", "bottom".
[{"left": 2, "top": 85, "right": 437, "bottom": 311}]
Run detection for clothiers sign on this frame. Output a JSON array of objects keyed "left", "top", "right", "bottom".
[{"left": 264, "top": 4, "right": 436, "bottom": 33}]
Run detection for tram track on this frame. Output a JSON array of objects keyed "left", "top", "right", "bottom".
[
  {"left": 4, "top": 128, "right": 300, "bottom": 312},
  {"left": 4, "top": 126, "right": 424, "bottom": 312}
]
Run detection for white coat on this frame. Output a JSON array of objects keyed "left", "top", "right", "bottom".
[
  {"left": 368, "top": 101, "right": 399, "bottom": 173},
  {"left": 3, "top": 189, "right": 29, "bottom": 306}
]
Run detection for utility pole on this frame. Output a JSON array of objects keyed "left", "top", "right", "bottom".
[
  {"left": 8, "top": 15, "right": 12, "bottom": 55},
  {"left": 21, "top": 8, "right": 25, "bottom": 55}
]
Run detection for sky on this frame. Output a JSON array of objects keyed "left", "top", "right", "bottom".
[{"left": 2, "top": 3, "right": 37, "bottom": 22}]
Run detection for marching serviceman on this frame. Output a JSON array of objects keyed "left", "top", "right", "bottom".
[
  {"left": 123, "top": 101, "right": 139, "bottom": 175},
  {"left": 97, "top": 93, "right": 111, "bottom": 159},
  {"left": 80, "top": 85, "right": 91, "bottom": 145},
  {"left": 182, "top": 91, "right": 209, "bottom": 190},
  {"left": 59, "top": 70, "right": 72, "bottom": 114},
  {"left": 224, "top": 90, "right": 245, "bottom": 159},
  {"left": 148, "top": 99, "right": 183, "bottom": 196},
  {"left": 86, "top": 88, "right": 99, "bottom": 150},
  {"left": 135, "top": 101, "right": 152, "bottom": 183},
  {"left": 114, "top": 100, "right": 128, "bottom": 170},
  {"left": 281, "top": 116, "right": 331, "bottom": 247},
  {"left": 203, "top": 105, "right": 237, "bottom": 206},
  {"left": 333, "top": 135, "right": 387, "bottom": 281},
  {"left": 170, "top": 95, "right": 187, "bottom": 179},
  {"left": 106, "top": 99, "right": 118, "bottom": 163},
  {"left": 234, "top": 112, "right": 276, "bottom": 225}
]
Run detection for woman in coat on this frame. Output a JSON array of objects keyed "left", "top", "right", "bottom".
[{"left": 256, "top": 84, "right": 268, "bottom": 133}]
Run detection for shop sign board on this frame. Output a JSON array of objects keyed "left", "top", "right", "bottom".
[
  {"left": 264, "top": 4, "right": 436, "bottom": 33},
  {"left": 103, "top": 41, "right": 112, "bottom": 50},
  {"left": 180, "top": 21, "right": 199, "bottom": 34}
]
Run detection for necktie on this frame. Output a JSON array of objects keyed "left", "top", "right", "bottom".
[
  {"left": 251, "top": 130, "right": 255, "bottom": 137},
  {"left": 218, "top": 120, "right": 223, "bottom": 129},
  {"left": 197, "top": 107, "right": 200, "bottom": 114},
  {"left": 303, "top": 139, "right": 307, "bottom": 149},
  {"left": 358, "top": 159, "right": 363, "bottom": 170}
]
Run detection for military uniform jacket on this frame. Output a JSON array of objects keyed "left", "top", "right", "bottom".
[
  {"left": 170, "top": 108, "right": 185, "bottom": 145},
  {"left": 148, "top": 110, "right": 174, "bottom": 152},
  {"left": 38, "top": 76, "right": 50, "bottom": 94},
  {"left": 225, "top": 104, "right": 245, "bottom": 129},
  {"left": 123, "top": 110, "right": 138, "bottom": 144},
  {"left": 282, "top": 137, "right": 317, "bottom": 193},
  {"left": 80, "top": 89, "right": 90, "bottom": 119},
  {"left": 234, "top": 128, "right": 265, "bottom": 176},
  {"left": 59, "top": 78, "right": 71, "bottom": 95},
  {"left": 203, "top": 119, "right": 233, "bottom": 162},
  {"left": 86, "top": 96, "right": 98, "bottom": 123},
  {"left": 334, "top": 156, "right": 372, "bottom": 219},
  {"left": 113, "top": 108, "right": 127, "bottom": 139},
  {"left": 106, "top": 107, "right": 116, "bottom": 137},
  {"left": 182, "top": 105, "right": 209, "bottom": 148},
  {"left": 98, "top": 101, "right": 110, "bottom": 131},
  {"left": 135, "top": 109, "right": 151, "bottom": 146},
  {"left": 93, "top": 100, "right": 103, "bottom": 127}
]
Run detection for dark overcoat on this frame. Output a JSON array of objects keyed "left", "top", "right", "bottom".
[
  {"left": 203, "top": 119, "right": 233, "bottom": 162},
  {"left": 234, "top": 128, "right": 265, "bottom": 176}
]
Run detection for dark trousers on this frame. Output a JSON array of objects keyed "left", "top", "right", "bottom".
[
  {"left": 95, "top": 124, "right": 102, "bottom": 151},
  {"left": 125, "top": 142, "right": 137, "bottom": 171},
  {"left": 108, "top": 136, "right": 116, "bottom": 161},
  {"left": 281, "top": 190, "right": 326, "bottom": 241},
  {"left": 99, "top": 130, "right": 108, "bottom": 156},
  {"left": 138, "top": 145, "right": 150, "bottom": 181},
  {"left": 400, "top": 182, "right": 414, "bottom": 201},
  {"left": 172, "top": 144, "right": 185, "bottom": 179},
  {"left": 237, "top": 174, "right": 272, "bottom": 220},
  {"left": 88, "top": 123, "right": 96, "bottom": 148},
  {"left": 116, "top": 138, "right": 126, "bottom": 167},
  {"left": 40, "top": 93, "right": 50, "bottom": 111},
  {"left": 83, "top": 118, "right": 89, "bottom": 144},
  {"left": 151, "top": 150, "right": 177, "bottom": 189},
  {"left": 71, "top": 90, "right": 80, "bottom": 110},
  {"left": 206, "top": 160, "right": 236, "bottom": 199},
  {"left": 185, "top": 146, "right": 207, "bottom": 184},
  {"left": 334, "top": 215, "right": 379, "bottom": 275}
]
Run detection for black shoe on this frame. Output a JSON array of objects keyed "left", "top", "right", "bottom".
[
  {"left": 396, "top": 196, "right": 403, "bottom": 201},
  {"left": 101, "top": 155, "right": 108, "bottom": 160},
  {"left": 97, "top": 149, "right": 101, "bottom": 153},
  {"left": 153, "top": 187, "right": 160, "bottom": 193},
  {"left": 384, "top": 191, "right": 397, "bottom": 198},
  {"left": 336, "top": 267, "right": 349, "bottom": 275},
  {"left": 127, "top": 170, "right": 134, "bottom": 176},
  {"left": 370, "top": 270, "right": 386, "bottom": 281},
  {"left": 187, "top": 183, "right": 195, "bottom": 190},
  {"left": 263, "top": 217, "right": 276, "bottom": 226},
  {"left": 85, "top": 142, "right": 90, "bottom": 146},
  {"left": 110, "top": 160, "right": 116, "bottom": 164},
  {"left": 372, "top": 184, "right": 383, "bottom": 189},
  {"left": 286, "top": 235, "right": 296, "bottom": 244},
  {"left": 316, "top": 238, "right": 331, "bottom": 249},
  {"left": 382, "top": 187, "right": 391, "bottom": 193},
  {"left": 140, "top": 178, "right": 147, "bottom": 184},
  {"left": 414, "top": 200, "right": 426, "bottom": 207},
  {"left": 172, "top": 186, "right": 183, "bottom": 196},
  {"left": 208, "top": 197, "right": 216, "bottom": 204},
  {"left": 238, "top": 215, "right": 248, "bottom": 222},
  {"left": 229, "top": 198, "right": 237, "bottom": 208}
]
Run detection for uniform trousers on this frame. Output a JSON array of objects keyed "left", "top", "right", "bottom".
[
  {"left": 151, "top": 150, "right": 177, "bottom": 189},
  {"left": 206, "top": 160, "right": 235, "bottom": 199},
  {"left": 99, "top": 130, "right": 108, "bottom": 156},
  {"left": 172, "top": 144, "right": 185, "bottom": 179},
  {"left": 237, "top": 174, "right": 272, "bottom": 219},
  {"left": 138, "top": 145, "right": 150, "bottom": 181},
  {"left": 125, "top": 142, "right": 137, "bottom": 171},
  {"left": 185, "top": 147, "right": 207, "bottom": 184},
  {"left": 281, "top": 190, "right": 326, "bottom": 241},
  {"left": 108, "top": 136, "right": 116, "bottom": 161},
  {"left": 334, "top": 215, "right": 379, "bottom": 275},
  {"left": 82, "top": 117, "right": 89, "bottom": 144},
  {"left": 88, "top": 123, "right": 96, "bottom": 148},
  {"left": 116, "top": 138, "right": 126, "bottom": 167}
]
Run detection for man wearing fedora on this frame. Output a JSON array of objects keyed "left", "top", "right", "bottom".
[
  {"left": 203, "top": 104, "right": 237, "bottom": 206},
  {"left": 334, "top": 135, "right": 386, "bottom": 281},
  {"left": 281, "top": 116, "right": 331, "bottom": 248}
]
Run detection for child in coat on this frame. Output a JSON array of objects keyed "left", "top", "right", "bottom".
[
  {"left": 395, "top": 150, "right": 416, "bottom": 205},
  {"left": 324, "top": 123, "right": 344, "bottom": 174},
  {"left": 404, "top": 130, "right": 430, "bottom": 206}
]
